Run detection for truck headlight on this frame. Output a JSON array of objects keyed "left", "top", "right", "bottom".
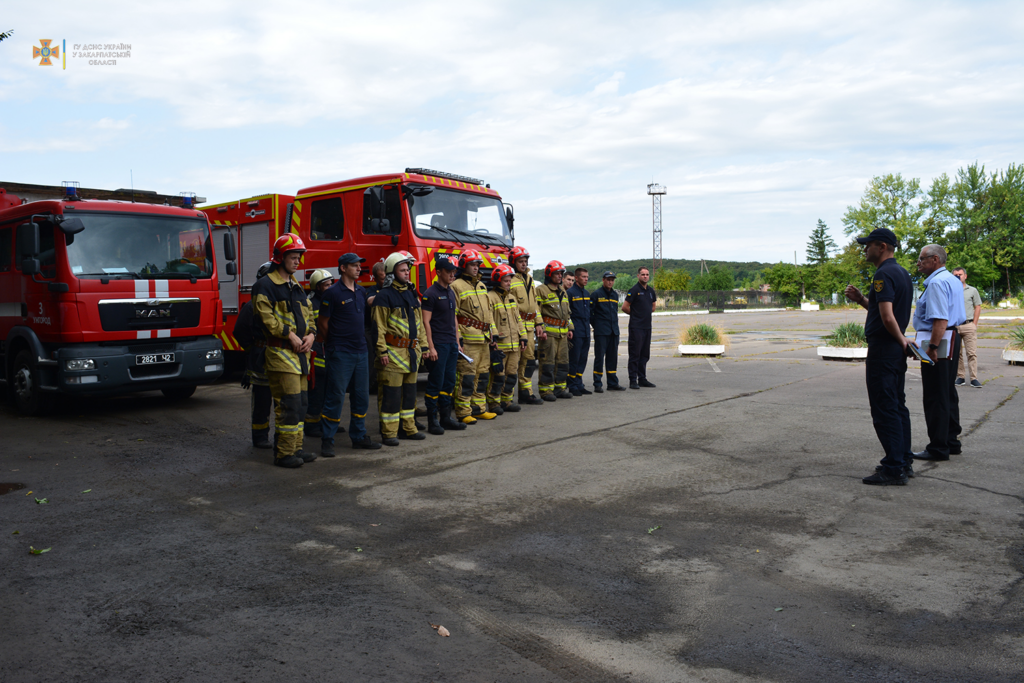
[
  {"left": 65, "top": 359, "right": 96, "bottom": 371},
  {"left": 205, "top": 349, "right": 223, "bottom": 360}
]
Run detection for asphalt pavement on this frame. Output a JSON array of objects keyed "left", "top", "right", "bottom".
[{"left": 2, "top": 310, "right": 1022, "bottom": 682}]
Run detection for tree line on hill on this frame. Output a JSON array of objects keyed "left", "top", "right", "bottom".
[{"left": 537, "top": 259, "right": 770, "bottom": 293}]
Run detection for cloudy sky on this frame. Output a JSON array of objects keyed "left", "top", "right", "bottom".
[{"left": 3, "top": 1, "right": 1022, "bottom": 268}]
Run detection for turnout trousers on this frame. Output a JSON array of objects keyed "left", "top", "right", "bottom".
[
  {"left": 267, "top": 370, "right": 308, "bottom": 460},
  {"left": 249, "top": 373, "right": 272, "bottom": 446},
  {"left": 538, "top": 335, "right": 569, "bottom": 396},
  {"left": 627, "top": 326, "right": 652, "bottom": 382},
  {"left": 378, "top": 369, "right": 418, "bottom": 439},
  {"left": 455, "top": 342, "right": 490, "bottom": 418},
  {"left": 517, "top": 332, "right": 538, "bottom": 398},
  {"left": 488, "top": 349, "right": 522, "bottom": 406},
  {"left": 425, "top": 342, "right": 459, "bottom": 414},
  {"left": 592, "top": 334, "right": 621, "bottom": 389},
  {"left": 568, "top": 329, "right": 591, "bottom": 391},
  {"left": 865, "top": 351, "right": 912, "bottom": 475},
  {"left": 321, "top": 350, "right": 369, "bottom": 445},
  {"left": 920, "top": 333, "right": 962, "bottom": 458}
]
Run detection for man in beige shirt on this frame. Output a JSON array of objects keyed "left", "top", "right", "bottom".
[{"left": 952, "top": 267, "right": 983, "bottom": 388}]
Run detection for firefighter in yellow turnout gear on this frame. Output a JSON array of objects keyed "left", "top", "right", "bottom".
[
  {"left": 451, "top": 250, "right": 498, "bottom": 424},
  {"left": 486, "top": 264, "right": 524, "bottom": 414},
  {"left": 535, "top": 260, "right": 575, "bottom": 401},
  {"left": 251, "top": 233, "right": 318, "bottom": 468},
  {"left": 509, "top": 245, "right": 545, "bottom": 406},
  {"left": 372, "top": 251, "right": 428, "bottom": 446}
]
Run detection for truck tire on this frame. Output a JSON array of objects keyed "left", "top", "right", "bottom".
[
  {"left": 12, "top": 350, "right": 57, "bottom": 416},
  {"left": 162, "top": 385, "right": 197, "bottom": 401}
]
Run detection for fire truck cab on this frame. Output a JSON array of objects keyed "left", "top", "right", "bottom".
[
  {"left": 202, "top": 168, "right": 514, "bottom": 354},
  {"left": 0, "top": 182, "right": 236, "bottom": 414}
]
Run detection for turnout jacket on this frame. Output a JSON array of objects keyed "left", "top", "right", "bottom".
[
  {"left": 487, "top": 286, "right": 524, "bottom": 352},
  {"left": 372, "top": 281, "right": 426, "bottom": 374},
  {"left": 536, "top": 281, "right": 574, "bottom": 338},
  {"left": 252, "top": 267, "right": 315, "bottom": 375},
  {"left": 590, "top": 285, "right": 621, "bottom": 336},
  {"left": 450, "top": 273, "right": 497, "bottom": 345},
  {"left": 510, "top": 272, "right": 541, "bottom": 328}
]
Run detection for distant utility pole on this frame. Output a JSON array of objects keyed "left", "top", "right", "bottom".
[{"left": 647, "top": 183, "right": 666, "bottom": 274}]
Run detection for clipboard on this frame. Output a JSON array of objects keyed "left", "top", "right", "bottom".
[{"left": 914, "top": 330, "right": 954, "bottom": 360}]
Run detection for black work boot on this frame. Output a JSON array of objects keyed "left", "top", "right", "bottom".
[
  {"left": 555, "top": 389, "right": 574, "bottom": 399},
  {"left": 399, "top": 430, "right": 426, "bottom": 441},
  {"left": 519, "top": 390, "right": 544, "bottom": 406},
  {"left": 439, "top": 405, "right": 467, "bottom": 431},
  {"left": 427, "top": 408, "right": 445, "bottom": 436},
  {"left": 500, "top": 401, "right": 521, "bottom": 413},
  {"left": 274, "top": 455, "right": 303, "bottom": 468},
  {"left": 488, "top": 402, "right": 504, "bottom": 416}
]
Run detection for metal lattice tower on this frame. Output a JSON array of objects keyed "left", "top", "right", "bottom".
[{"left": 647, "top": 183, "right": 666, "bottom": 274}]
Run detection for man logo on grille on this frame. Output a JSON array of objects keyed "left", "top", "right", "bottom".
[{"left": 33, "top": 39, "right": 59, "bottom": 66}]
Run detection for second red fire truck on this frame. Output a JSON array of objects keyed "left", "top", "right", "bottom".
[{"left": 201, "top": 168, "right": 515, "bottom": 354}]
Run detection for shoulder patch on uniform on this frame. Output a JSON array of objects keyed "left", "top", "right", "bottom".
[{"left": 873, "top": 279, "right": 884, "bottom": 292}]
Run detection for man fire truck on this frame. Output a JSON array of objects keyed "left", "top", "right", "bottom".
[
  {"left": 200, "top": 169, "right": 515, "bottom": 357},
  {"left": 0, "top": 182, "right": 236, "bottom": 414}
]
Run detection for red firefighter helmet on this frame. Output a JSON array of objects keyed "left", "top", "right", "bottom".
[
  {"left": 490, "top": 263, "right": 514, "bottom": 285},
  {"left": 509, "top": 245, "right": 529, "bottom": 264},
  {"left": 271, "top": 233, "right": 307, "bottom": 264},
  {"left": 458, "top": 249, "right": 483, "bottom": 269},
  {"left": 544, "top": 260, "right": 566, "bottom": 279}
]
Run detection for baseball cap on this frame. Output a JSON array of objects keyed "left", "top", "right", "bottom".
[
  {"left": 435, "top": 256, "right": 458, "bottom": 271},
  {"left": 338, "top": 252, "right": 366, "bottom": 266},
  {"left": 855, "top": 228, "right": 899, "bottom": 247},
  {"left": 602, "top": 271, "right": 617, "bottom": 279}
]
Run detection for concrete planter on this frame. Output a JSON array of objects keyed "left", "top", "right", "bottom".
[
  {"left": 817, "top": 346, "right": 867, "bottom": 361},
  {"left": 677, "top": 344, "right": 726, "bottom": 357},
  {"left": 1003, "top": 349, "right": 1024, "bottom": 364},
  {"left": 801, "top": 302, "right": 820, "bottom": 311}
]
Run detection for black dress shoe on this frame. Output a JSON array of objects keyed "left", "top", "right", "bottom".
[
  {"left": 863, "top": 470, "right": 908, "bottom": 485},
  {"left": 629, "top": 382, "right": 640, "bottom": 390},
  {"left": 876, "top": 464, "right": 915, "bottom": 478},
  {"left": 608, "top": 385, "right": 626, "bottom": 392},
  {"left": 912, "top": 450, "right": 949, "bottom": 462},
  {"left": 639, "top": 379, "right": 656, "bottom": 388}
]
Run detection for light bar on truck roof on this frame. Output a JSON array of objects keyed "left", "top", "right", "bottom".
[
  {"left": 405, "top": 168, "right": 485, "bottom": 186},
  {"left": 179, "top": 192, "right": 197, "bottom": 209},
  {"left": 62, "top": 180, "right": 80, "bottom": 200}
]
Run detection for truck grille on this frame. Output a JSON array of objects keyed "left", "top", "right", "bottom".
[{"left": 98, "top": 298, "right": 201, "bottom": 332}]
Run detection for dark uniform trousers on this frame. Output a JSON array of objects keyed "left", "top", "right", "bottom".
[
  {"left": 568, "top": 329, "right": 590, "bottom": 391},
  {"left": 627, "top": 326, "right": 652, "bottom": 382},
  {"left": 920, "top": 332, "right": 962, "bottom": 458},
  {"left": 251, "top": 381, "right": 272, "bottom": 445},
  {"left": 865, "top": 347, "right": 912, "bottom": 474},
  {"left": 592, "top": 334, "right": 620, "bottom": 388}
]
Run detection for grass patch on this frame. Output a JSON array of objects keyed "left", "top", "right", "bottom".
[
  {"left": 678, "top": 322, "right": 730, "bottom": 348},
  {"left": 825, "top": 322, "right": 867, "bottom": 348}
]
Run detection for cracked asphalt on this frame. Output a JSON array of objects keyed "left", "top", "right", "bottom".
[{"left": 2, "top": 310, "right": 1022, "bottom": 682}]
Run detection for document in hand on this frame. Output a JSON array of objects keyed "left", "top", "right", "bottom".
[{"left": 914, "top": 330, "right": 954, "bottom": 360}]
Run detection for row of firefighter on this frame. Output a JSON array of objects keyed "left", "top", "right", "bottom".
[{"left": 234, "top": 234, "right": 587, "bottom": 468}]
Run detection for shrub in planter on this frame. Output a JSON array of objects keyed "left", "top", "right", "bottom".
[{"left": 826, "top": 322, "right": 867, "bottom": 348}]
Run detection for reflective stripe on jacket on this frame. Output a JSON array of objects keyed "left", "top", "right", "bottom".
[
  {"left": 252, "top": 268, "right": 314, "bottom": 375},
  {"left": 372, "top": 282, "right": 425, "bottom": 373},
  {"left": 451, "top": 274, "right": 496, "bottom": 344},
  {"left": 536, "top": 282, "right": 573, "bottom": 337},
  {"left": 510, "top": 272, "right": 540, "bottom": 325}
]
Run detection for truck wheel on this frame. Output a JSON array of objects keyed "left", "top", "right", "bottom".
[
  {"left": 162, "top": 386, "right": 197, "bottom": 401},
  {"left": 12, "top": 350, "right": 57, "bottom": 416}
]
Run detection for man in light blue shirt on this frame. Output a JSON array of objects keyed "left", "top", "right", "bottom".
[{"left": 912, "top": 244, "right": 967, "bottom": 462}]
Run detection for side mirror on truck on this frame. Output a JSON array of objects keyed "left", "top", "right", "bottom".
[
  {"left": 363, "top": 186, "right": 391, "bottom": 234},
  {"left": 504, "top": 203, "right": 515, "bottom": 240},
  {"left": 220, "top": 231, "right": 238, "bottom": 282},
  {"left": 58, "top": 216, "right": 85, "bottom": 235},
  {"left": 17, "top": 222, "right": 42, "bottom": 276}
]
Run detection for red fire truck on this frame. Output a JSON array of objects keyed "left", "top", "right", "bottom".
[
  {"left": 201, "top": 168, "right": 514, "bottom": 354},
  {"left": 0, "top": 182, "right": 237, "bottom": 414}
]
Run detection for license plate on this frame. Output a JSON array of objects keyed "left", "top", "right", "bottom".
[{"left": 137, "top": 353, "right": 175, "bottom": 365}]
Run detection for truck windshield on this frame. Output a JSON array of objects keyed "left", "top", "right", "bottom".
[
  {"left": 408, "top": 186, "right": 511, "bottom": 248},
  {"left": 65, "top": 213, "right": 214, "bottom": 279}
]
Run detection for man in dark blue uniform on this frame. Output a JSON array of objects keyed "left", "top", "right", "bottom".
[
  {"left": 422, "top": 256, "right": 467, "bottom": 434},
  {"left": 590, "top": 271, "right": 625, "bottom": 392},
  {"left": 318, "top": 252, "right": 382, "bottom": 456},
  {"left": 844, "top": 228, "right": 914, "bottom": 485},
  {"left": 567, "top": 267, "right": 592, "bottom": 395},
  {"left": 623, "top": 267, "right": 657, "bottom": 389}
]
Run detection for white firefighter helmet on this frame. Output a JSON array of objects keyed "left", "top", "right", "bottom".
[{"left": 309, "top": 268, "right": 334, "bottom": 290}]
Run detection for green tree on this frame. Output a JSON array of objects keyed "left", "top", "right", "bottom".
[
  {"left": 652, "top": 268, "right": 691, "bottom": 291},
  {"left": 762, "top": 262, "right": 803, "bottom": 301},
  {"left": 806, "top": 219, "right": 837, "bottom": 266},
  {"left": 842, "top": 173, "right": 925, "bottom": 271},
  {"left": 989, "top": 163, "right": 1024, "bottom": 294},
  {"left": 692, "top": 264, "right": 733, "bottom": 291}
]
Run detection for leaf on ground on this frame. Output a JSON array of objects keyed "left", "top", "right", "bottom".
[
  {"left": 370, "top": 523, "right": 380, "bottom": 527},
  {"left": 775, "top": 607, "right": 784, "bottom": 612},
  {"left": 12, "top": 530, "right": 20, "bottom": 535},
  {"left": 429, "top": 623, "right": 450, "bottom": 637},
  {"left": 647, "top": 525, "right": 662, "bottom": 534},
  {"left": 355, "top": 547, "right": 363, "bottom": 552},
  {"left": 29, "top": 546, "right": 51, "bottom": 555},
  {"left": 35, "top": 497, "right": 48, "bottom": 504},
  {"left": 82, "top": 489, "right": 92, "bottom": 493}
]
